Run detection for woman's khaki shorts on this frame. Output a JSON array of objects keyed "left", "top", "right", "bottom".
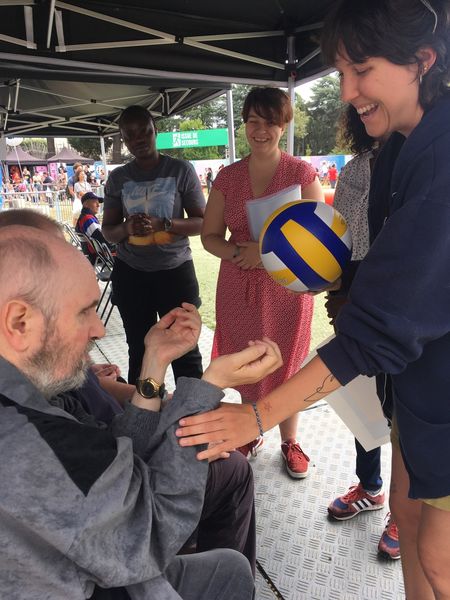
[{"left": 390, "top": 416, "right": 450, "bottom": 512}]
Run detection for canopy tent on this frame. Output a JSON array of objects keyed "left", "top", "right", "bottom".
[
  {"left": 0, "top": 75, "right": 227, "bottom": 138},
  {"left": 0, "top": 0, "right": 333, "bottom": 138},
  {"left": 47, "top": 147, "right": 95, "bottom": 164},
  {"left": 5, "top": 146, "right": 46, "bottom": 165}
]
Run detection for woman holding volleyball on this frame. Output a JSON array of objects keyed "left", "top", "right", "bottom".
[
  {"left": 180, "top": 1, "right": 450, "bottom": 597},
  {"left": 201, "top": 87, "right": 323, "bottom": 477}
]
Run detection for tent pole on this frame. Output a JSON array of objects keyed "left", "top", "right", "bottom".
[
  {"left": 0, "top": 136, "right": 7, "bottom": 162},
  {"left": 226, "top": 89, "right": 236, "bottom": 164},
  {"left": 287, "top": 75, "right": 295, "bottom": 156},
  {"left": 100, "top": 136, "right": 108, "bottom": 184},
  {"left": 0, "top": 136, "right": 7, "bottom": 191}
]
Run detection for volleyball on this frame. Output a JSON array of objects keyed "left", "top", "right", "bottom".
[{"left": 259, "top": 201, "right": 352, "bottom": 292}]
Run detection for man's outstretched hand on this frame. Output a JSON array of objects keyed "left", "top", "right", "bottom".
[
  {"left": 202, "top": 337, "right": 282, "bottom": 390},
  {"left": 144, "top": 303, "right": 201, "bottom": 367}
]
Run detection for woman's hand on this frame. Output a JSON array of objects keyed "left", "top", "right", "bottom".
[
  {"left": 231, "top": 241, "right": 262, "bottom": 269},
  {"left": 176, "top": 402, "right": 259, "bottom": 461}
]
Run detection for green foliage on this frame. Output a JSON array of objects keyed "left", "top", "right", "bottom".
[
  {"left": 229, "top": 84, "right": 253, "bottom": 131},
  {"left": 304, "top": 75, "right": 344, "bottom": 155},
  {"left": 234, "top": 123, "right": 250, "bottom": 159},
  {"left": 68, "top": 137, "right": 113, "bottom": 160},
  {"left": 293, "top": 95, "right": 310, "bottom": 156},
  {"left": 21, "top": 138, "right": 48, "bottom": 159}
]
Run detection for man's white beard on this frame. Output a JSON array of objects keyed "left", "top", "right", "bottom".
[
  {"left": 27, "top": 362, "right": 89, "bottom": 400},
  {"left": 24, "top": 331, "right": 94, "bottom": 400}
]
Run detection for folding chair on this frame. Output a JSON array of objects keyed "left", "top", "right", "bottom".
[
  {"left": 63, "top": 223, "right": 82, "bottom": 249},
  {"left": 88, "top": 237, "right": 116, "bottom": 326}
]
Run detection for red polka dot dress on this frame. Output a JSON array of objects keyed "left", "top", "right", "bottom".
[{"left": 212, "top": 152, "right": 316, "bottom": 402}]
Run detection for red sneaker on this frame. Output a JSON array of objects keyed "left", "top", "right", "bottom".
[
  {"left": 281, "top": 439, "right": 310, "bottom": 478},
  {"left": 328, "top": 483, "right": 385, "bottom": 520},
  {"left": 378, "top": 513, "right": 400, "bottom": 560},
  {"left": 236, "top": 437, "right": 264, "bottom": 459}
]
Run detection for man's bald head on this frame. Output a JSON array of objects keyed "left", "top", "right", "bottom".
[
  {"left": 0, "top": 226, "right": 103, "bottom": 398},
  {"left": 0, "top": 209, "right": 64, "bottom": 238},
  {"left": 0, "top": 226, "right": 95, "bottom": 321}
]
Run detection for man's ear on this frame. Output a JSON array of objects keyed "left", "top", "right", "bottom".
[{"left": 1, "top": 300, "right": 41, "bottom": 352}]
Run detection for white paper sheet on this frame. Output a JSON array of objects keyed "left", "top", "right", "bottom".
[
  {"left": 246, "top": 184, "right": 301, "bottom": 241},
  {"left": 304, "top": 336, "right": 391, "bottom": 451}
]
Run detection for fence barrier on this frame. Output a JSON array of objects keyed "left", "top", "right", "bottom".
[{"left": 0, "top": 188, "right": 104, "bottom": 224}]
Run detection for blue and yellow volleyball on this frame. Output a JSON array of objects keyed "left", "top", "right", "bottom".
[{"left": 259, "top": 201, "right": 352, "bottom": 292}]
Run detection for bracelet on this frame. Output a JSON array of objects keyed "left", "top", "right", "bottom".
[
  {"left": 232, "top": 245, "right": 240, "bottom": 258},
  {"left": 251, "top": 402, "right": 264, "bottom": 437}
]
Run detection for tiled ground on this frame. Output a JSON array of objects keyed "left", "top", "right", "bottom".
[{"left": 92, "top": 300, "right": 405, "bottom": 600}]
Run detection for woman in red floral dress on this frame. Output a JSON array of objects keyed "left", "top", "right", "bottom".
[{"left": 201, "top": 87, "right": 323, "bottom": 478}]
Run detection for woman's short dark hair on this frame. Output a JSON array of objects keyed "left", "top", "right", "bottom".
[
  {"left": 242, "top": 87, "right": 293, "bottom": 126},
  {"left": 321, "top": 0, "right": 450, "bottom": 110},
  {"left": 340, "top": 104, "right": 376, "bottom": 155}
]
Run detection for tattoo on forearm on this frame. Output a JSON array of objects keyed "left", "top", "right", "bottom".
[{"left": 304, "top": 374, "right": 336, "bottom": 404}]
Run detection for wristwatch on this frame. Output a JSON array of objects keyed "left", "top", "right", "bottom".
[
  {"left": 163, "top": 217, "right": 173, "bottom": 232},
  {"left": 135, "top": 377, "right": 166, "bottom": 399}
]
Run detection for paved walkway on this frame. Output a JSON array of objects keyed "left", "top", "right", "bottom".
[{"left": 91, "top": 303, "right": 405, "bottom": 600}]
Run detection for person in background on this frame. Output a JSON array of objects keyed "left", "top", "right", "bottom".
[
  {"left": 177, "top": 2, "right": 450, "bottom": 598},
  {"left": 326, "top": 104, "right": 399, "bottom": 560},
  {"left": 206, "top": 167, "right": 213, "bottom": 193},
  {"left": 84, "top": 164, "right": 94, "bottom": 185},
  {"left": 73, "top": 169, "right": 92, "bottom": 225},
  {"left": 327, "top": 163, "right": 338, "bottom": 188},
  {"left": 75, "top": 192, "right": 112, "bottom": 265},
  {"left": 102, "top": 105, "right": 205, "bottom": 386},
  {"left": 201, "top": 86, "right": 324, "bottom": 477},
  {"left": 67, "top": 161, "right": 83, "bottom": 200},
  {"left": 22, "top": 166, "right": 31, "bottom": 184},
  {"left": 42, "top": 171, "right": 54, "bottom": 206},
  {"left": 56, "top": 165, "right": 68, "bottom": 191}
]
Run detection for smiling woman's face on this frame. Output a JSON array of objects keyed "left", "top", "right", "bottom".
[
  {"left": 335, "top": 49, "right": 424, "bottom": 138},
  {"left": 245, "top": 109, "right": 284, "bottom": 155}
]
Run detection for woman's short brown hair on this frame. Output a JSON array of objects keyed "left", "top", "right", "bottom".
[{"left": 242, "top": 87, "right": 293, "bottom": 126}]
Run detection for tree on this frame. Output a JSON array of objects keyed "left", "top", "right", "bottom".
[
  {"left": 21, "top": 138, "right": 48, "bottom": 159},
  {"left": 293, "top": 95, "right": 310, "bottom": 156},
  {"left": 230, "top": 84, "right": 253, "bottom": 132},
  {"left": 235, "top": 123, "right": 250, "bottom": 159},
  {"left": 46, "top": 138, "right": 56, "bottom": 158},
  {"left": 304, "top": 75, "right": 344, "bottom": 155},
  {"left": 111, "top": 136, "right": 123, "bottom": 164},
  {"left": 68, "top": 137, "right": 113, "bottom": 160}
]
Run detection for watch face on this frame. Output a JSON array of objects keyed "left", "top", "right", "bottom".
[
  {"left": 141, "top": 379, "right": 157, "bottom": 398},
  {"left": 136, "top": 378, "right": 165, "bottom": 399}
]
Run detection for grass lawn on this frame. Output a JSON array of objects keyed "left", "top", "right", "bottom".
[{"left": 191, "top": 236, "right": 334, "bottom": 350}]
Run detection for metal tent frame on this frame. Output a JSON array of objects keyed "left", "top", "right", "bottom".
[{"left": 0, "top": 0, "right": 333, "bottom": 138}]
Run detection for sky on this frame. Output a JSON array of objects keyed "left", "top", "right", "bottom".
[{"left": 296, "top": 79, "right": 317, "bottom": 102}]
